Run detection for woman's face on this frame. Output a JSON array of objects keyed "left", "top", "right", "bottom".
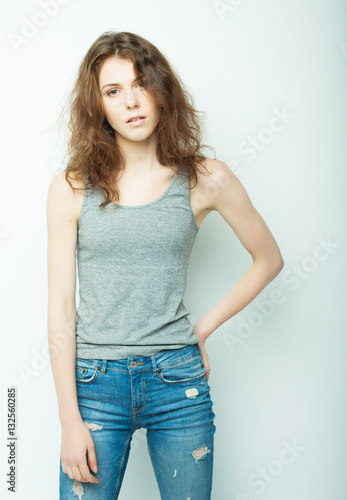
[{"left": 98, "top": 56, "right": 161, "bottom": 142}]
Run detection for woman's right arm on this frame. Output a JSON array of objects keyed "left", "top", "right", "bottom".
[{"left": 46, "top": 172, "right": 99, "bottom": 484}]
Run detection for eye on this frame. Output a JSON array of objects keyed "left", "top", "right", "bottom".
[
  {"left": 107, "top": 82, "right": 144, "bottom": 96},
  {"left": 107, "top": 89, "right": 119, "bottom": 96}
]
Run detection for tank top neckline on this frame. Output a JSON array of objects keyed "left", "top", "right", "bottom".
[{"left": 114, "top": 166, "right": 181, "bottom": 209}]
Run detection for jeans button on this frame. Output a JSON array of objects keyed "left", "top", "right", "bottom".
[{"left": 130, "top": 361, "right": 137, "bottom": 368}]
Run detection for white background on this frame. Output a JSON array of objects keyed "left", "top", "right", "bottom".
[{"left": 1, "top": 0, "right": 346, "bottom": 498}]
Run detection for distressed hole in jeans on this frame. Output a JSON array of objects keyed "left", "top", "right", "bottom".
[
  {"left": 192, "top": 445, "right": 211, "bottom": 463},
  {"left": 185, "top": 387, "right": 199, "bottom": 399},
  {"left": 72, "top": 480, "right": 84, "bottom": 498},
  {"left": 84, "top": 422, "right": 103, "bottom": 431}
]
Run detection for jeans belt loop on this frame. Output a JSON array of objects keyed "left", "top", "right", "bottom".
[
  {"left": 151, "top": 354, "right": 158, "bottom": 375},
  {"left": 101, "top": 359, "right": 107, "bottom": 374}
]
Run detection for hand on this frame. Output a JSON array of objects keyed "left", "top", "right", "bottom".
[
  {"left": 60, "top": 419, "right": 99, "bottom": 484},
  {"left": 197, "top": 340, "right": 211, "bottom": 382}
]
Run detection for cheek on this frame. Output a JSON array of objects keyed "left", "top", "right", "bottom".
[
  {"left": 147, "top": 102, "right": 161, "bottom": 120},
  {"left": 102, "top": 99, "right": 123, "bottom": 120}
]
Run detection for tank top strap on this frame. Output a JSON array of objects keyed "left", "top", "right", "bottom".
[
  {"left": 79, "top": 172, "right": 96, "bottom": 219},
  {"left": 175, "top": 165, "right": 191, "bottom": 197}
]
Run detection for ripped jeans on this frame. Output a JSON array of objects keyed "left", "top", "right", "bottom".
[{"left": 59, "top": 343, "right": 216, "bottom": 499}]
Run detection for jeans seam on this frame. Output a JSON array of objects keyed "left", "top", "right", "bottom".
[
  {"left": 146, "top": 431, "right": 164, "bottom": 500},
  {"left": 133, "top": 371, "right": 147, "bottom": 415},
  {"left": 158, "top": 371, "right": 206, "bottom": 384},
  {"left": 113, "top": 433, "right": 133, "bottom": 499},
  {"left": 76, "top": 367, "right": 101, "bottom": 384},
  {"left": 76, "top": 358, "right": 102, "bottom": 369},
  {"left": 158, "top": 351, "right": 199, "bottom": 370}
]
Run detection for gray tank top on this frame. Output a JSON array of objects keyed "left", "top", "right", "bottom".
[{"left": 75, "top": 166, "right": 200, "bottom": 360}]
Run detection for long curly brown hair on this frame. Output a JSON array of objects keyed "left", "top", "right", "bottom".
[{"left": 58, "top": 30, "right": 216, "bottom": 208}]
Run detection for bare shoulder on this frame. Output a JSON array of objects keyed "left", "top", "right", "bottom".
[
  {"left": 192, "top": 157, "right": 241, "bottom": 212},
  {"left": 48, "top": 170, "right": 85, "bottom": 195},
  {"left": 195, "top": 157, "right": 233, "bottom": 180},
  {"left": 46, "top": 171, "right": 85, "bottom": 223}
]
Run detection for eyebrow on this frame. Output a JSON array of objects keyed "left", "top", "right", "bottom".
[{"left": 101, "top": 77, "right": 140, "bottom": 91}]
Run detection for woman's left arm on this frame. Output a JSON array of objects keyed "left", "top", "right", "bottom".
[{"left": 194, "top": 160, "right": 284, "bottom": 375}]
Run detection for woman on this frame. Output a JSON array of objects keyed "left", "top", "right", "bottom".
[{"left": 47, "top": 30, "right": 284, "bottom": 499}]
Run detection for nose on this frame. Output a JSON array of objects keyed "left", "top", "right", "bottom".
[{"left": 124, "top": 89, "right": 139, "bottom": 109}]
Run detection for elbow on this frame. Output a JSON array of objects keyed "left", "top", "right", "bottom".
[
  {"left": 254, "top": 254, "right": 284, "bottom": 280},
  {"left": 252, "top": 248, "right": 285, "bottom": 281},
  {"left": 271, "top": 255, "right": 285, "bottom": 278}
]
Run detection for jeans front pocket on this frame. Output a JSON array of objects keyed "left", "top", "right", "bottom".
[
  {"left": 75, "top": 358, "right": 100, "bottom": 384},
  {"left": 157, "top": 347, "right": 206, "bottom": 384}
]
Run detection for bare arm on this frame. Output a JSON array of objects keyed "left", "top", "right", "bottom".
[
  {"left": 46, "top": 172, "right": 99, "bottom": 483},
  {"left": 47, "top": 172, "right": 82, "bottom": 425},
  {"left": 194, "top": 160, "right": 284, "bottom": 373}
]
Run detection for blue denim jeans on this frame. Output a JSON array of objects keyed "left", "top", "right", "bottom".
[{"left": 59, "top": 343, "right": 216, "bottom": 499}]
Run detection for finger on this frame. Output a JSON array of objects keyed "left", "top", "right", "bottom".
[
  {"left": 79, "top": 462, "right": 99, "bottom": 484},
  {"left": 64, "top": 464, "right": 74, "bottom": 480},
  {"left": 70, "top": 464, "right": 84, "bottom": 482},
  {"left": 61, "top": 461, "right": 67, "bottom": 475},
  {"left": 87, "top": 444, "right": 98, "bottom": 474}
]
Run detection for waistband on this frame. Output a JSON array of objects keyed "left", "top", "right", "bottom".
[{"left": 76, "top": 343, "right": 201, "bottom": 375}]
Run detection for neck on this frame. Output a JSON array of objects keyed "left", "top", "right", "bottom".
[{"left": 116, "top": 131, "right": 159, "bottom": 175}]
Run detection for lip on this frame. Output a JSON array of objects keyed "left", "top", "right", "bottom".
[{"left": 126, "top": 116, "right": 146, "bottom": 125}]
